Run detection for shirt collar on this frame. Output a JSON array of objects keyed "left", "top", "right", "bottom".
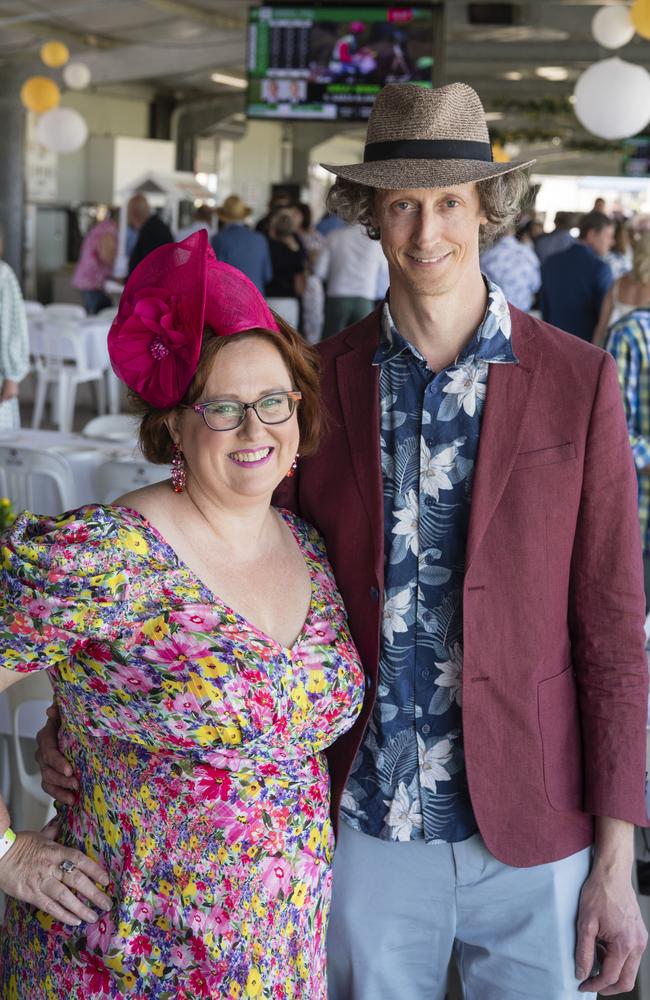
[{"left": 373, "top": 278, "right": 518, "bottom": 368}]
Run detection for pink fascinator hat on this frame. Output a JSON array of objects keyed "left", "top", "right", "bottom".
[{"left": 108, "top": 229, "right": 280, "bottom": 409}]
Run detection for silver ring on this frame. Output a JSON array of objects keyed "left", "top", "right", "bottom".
[{"left": 59, "top": 859, "right": 76, "bottom": 874}]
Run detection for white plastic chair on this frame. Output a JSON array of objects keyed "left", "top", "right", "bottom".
[
  {"left": 43, "top": 303, "right": 86, "bottom": 323},
  {"left": 24, "top": 300, "right": 45, "bottom": 319},
  {"left": 0, "top": 445, "right": 77, "bottom": 514},
  {"left": 11, "top": 700, "right": 56, "bottom": 830},
  {"left": 95, "top": 458, "right": 169, "bottom": 502},
  {"left": 30, "top": 323, "right": 107, "bottom": 432},
  {"left": 82, "top": 413, "right": 139, "bottom": 442},
  {"left": 6, "top": 672, "right": 57, "bottom": 831},
  {"left": 95, "top": 306, "right": 118, "bottom": 323}
]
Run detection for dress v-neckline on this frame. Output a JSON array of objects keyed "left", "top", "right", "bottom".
[{"left": 111, "top": 503, "right": 317, "bottom": 654}]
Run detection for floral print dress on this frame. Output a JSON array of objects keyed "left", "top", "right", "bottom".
[{"left": 0, "top": 504, "right": 365, "bottom": 1000}]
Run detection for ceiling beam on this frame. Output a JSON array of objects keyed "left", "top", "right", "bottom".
[{"left": 143, "top": 0, "right": 246, "bottom": 31}]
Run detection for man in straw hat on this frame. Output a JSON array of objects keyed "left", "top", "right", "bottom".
[
  {"left": 211, "top": 193, "right": 272, "bottom": 293},
  {"left": 279, "top": 81, "right": 648, "bottom": 997}
]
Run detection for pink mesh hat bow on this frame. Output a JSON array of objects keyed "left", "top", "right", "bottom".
[{"left": 107, "top": 229, "right": 280, "bottom": 409}]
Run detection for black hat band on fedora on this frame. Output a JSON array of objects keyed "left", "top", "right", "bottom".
[{"left": 364, "top": 138, "right": 493, "bottom": 163}]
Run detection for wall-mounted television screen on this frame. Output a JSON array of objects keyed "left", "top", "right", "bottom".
[
  {"left": 247, "top": 5, "right": 441, "bottom": 121},
  {"left": 622, "top": 137, "right": 650, "bottom": 178}
]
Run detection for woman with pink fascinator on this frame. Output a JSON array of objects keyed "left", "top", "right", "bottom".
[{"left": 0, "top": 230, "right": 364, "bottom": 999}]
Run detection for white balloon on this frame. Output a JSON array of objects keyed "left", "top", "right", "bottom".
[
  {"left": 573, "top": 57, "right": 650, "bottom": 139},
  {"left": 36, "top": 107, "right": 88, "bottom": 154},
  {"left": 62, "top": 61, "right": 91, "bottom": 90},
  {"left": 592, "top": 5, "right": 635, "bottom": 49}
]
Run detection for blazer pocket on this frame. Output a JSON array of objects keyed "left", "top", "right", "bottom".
[
  {"left": 512, "top": 442, "right": 576, "bottom": 471},
  {"left": 537, "top": 665, "right": 583, "bottom": 812}
]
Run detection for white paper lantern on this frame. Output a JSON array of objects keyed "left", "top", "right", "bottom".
[
  {"left": 62, "top": 61, "right": 91, "bottom": 90},
  {"left": 36, "top": 107, "right": 88, "bottom": 154},
  {"left": 592, "top": 5, "right": 635, "bottom": 48},
  {"left": 573, "top": 57, "right": 650, "bottom": 139}
]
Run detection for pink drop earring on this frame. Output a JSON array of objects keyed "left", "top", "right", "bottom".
[
  {"left": 286, "top": 453, "right": 299, "bottom": 478},
  {"left": 171, "top": 443, "right": 186, "bottom": 493}
]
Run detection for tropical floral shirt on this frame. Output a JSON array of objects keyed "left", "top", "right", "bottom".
[{"left": 339, "top": 280, "right": 518, "bottom": 843}]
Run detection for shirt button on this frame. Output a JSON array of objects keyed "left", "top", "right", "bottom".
[
  {"left": 421, "top": 723, "right": 431, "bottom": 736},
  {"left": 424, "top": 497, "right": 434, "bottom": 508},
  {"left": 421, "top": 669, "right": 431, "bottom": 680},
  {"left": 369, "top": 586, "right": 380, "bottom": 602}
]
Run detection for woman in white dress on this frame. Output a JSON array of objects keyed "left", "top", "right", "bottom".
[{"left": 0, "top": 225, "right": 29, "bottom": 431}]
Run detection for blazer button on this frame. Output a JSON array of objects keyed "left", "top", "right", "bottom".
[{"left": 369, "top": 586, "right": 380, "bottom": 602}]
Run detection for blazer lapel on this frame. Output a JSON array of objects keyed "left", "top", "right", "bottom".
[
  {"left": 466, "top": 314, "right": 542, "bottom": 571},
  {"left": 336, "top": 320, "right": 384, "bottom": 576}
]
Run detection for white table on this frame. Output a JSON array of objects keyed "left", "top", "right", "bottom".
[{"left": 0, "top": 428, "right": 146, "bottom": 513}]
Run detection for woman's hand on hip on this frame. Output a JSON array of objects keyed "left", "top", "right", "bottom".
[
  {"left": 35, "top": 704, "right": 78, "bottom": 805},
  {"left": 0, "top": 821, "right": 112, "bottom": 926}
]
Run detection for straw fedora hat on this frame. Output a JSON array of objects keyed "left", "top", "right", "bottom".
[
  {"left": 216, "top": 194, "right": 252, "bottom": 223},
  {"left": 322, "top": 82, "right": 534, "bottom": 189}
]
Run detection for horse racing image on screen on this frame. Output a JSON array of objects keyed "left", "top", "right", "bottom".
[{"left": 247, "top": 5, "right": 440, "bottom": 121}]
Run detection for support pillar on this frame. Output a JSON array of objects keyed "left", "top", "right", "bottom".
[{"left": 0, "top": 69, "right": 25, "bottom": 281}]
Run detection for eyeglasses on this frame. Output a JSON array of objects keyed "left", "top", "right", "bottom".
[{"left": 184, "top": 390, "right": 302, "bottom": 431}]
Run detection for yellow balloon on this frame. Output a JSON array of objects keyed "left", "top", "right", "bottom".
[
  {"left": 631, "top": 0, "right": 650, "bottom": 39},
  {"left": 40, "top": 40, "right": 70, "bottom": 68},
  {"left": 20, "top": 76, "right": 61, "bottom": 114}
]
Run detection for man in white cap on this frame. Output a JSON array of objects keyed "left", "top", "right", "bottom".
[{"left": 284, "top": 81, "right": 648, "bottom": 998}]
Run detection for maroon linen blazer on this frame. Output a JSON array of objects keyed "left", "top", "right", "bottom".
[{"left": 277, "top": 304, "right": 649, "bottom": 867}]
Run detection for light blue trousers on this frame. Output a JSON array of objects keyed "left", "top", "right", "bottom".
[{"left": 327, "top": 821, "right": 595, "bottom": 1000}]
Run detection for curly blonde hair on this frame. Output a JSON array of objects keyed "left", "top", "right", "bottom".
[{"left": 326, "top": 169, "right": 532, "bottom": 251}]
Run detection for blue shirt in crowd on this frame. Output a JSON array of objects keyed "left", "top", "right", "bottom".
[
  {"left": 540, "top": 242, "right": 613, "bottom": 343},
  {"left": 210, "top": 224, "right": 272, "bottom": 293},
  {"left": 480, "top": 235, "right": 541, "bottom": 312},
  {"left": 339, "top": 281, "right": 518, "bottom": 843}
]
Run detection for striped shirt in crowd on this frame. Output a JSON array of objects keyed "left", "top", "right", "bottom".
[{"left": 607, "top": 307, "right": 650, "bottom": 554}]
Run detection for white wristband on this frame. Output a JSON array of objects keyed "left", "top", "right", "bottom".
[{"left": 0, "top": 827, "right": 16, "bottom": 862}]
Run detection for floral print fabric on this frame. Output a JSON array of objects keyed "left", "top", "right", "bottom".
[
  {"left": 339, "top": 280, "right": 518, "bottom": 843},
  {"left": 0, "top": 504, "right": 364, "bottom": 999}
]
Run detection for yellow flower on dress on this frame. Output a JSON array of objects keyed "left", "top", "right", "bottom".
[
  {"left": 196, "top": 724, "right": 220, "bottom": 746},
  {"left": 306, "top": 670, "right": 326, "bottom": 694},
  {"left": 8, "top": 974, "right": 17, "bottom": 1000},
  {"left": 105, "top": 953, "right": 124, "bottom": 973},
  {"left": 217, "top": 846, "right": 228, "bottom": 863},
  {"left": 296, "top": 953, "right": 308, "bottom": 979},
  {"left": 290, "top": 684, "right": 309, "bottom": 711},
  {"left": 119, "top": 529, "right": 149, "bottom": 556},
  {"left": 58, "top": 659, "right": 76, "bottom": 683},
  {"left": 36, "top": 911, "right": 54, "bottom": 932},
  {"left": 291, "top": 882, "right": 308, "bottom": 907},
  {"left": 141, "top": 615, "right": 169, "bottom": 641},
  {"left": 103, "top": 818, "right": 120, "bottom": 848},
  {"left": 245, "top": 967, "right": 263, "bottom": 997},
  {"left": 217, "top": 725, "right": 242, "bottom": 746},
  {"left": 198, "top": 655, "right": 230, "bottom": 677},
  {"left": 93, "top": 784, "right": 107, "bottom": 818},
  {"left": 229, "top": 982, "right": 242, "bottom": 999},
  {"left": 181, "top": 880, "right": 197, "bottom": 900},
  {"left": 121, "top": 971, "right": 137, "bottom": 990},
  {"left": 307, "top": 828, "right": 321, "bottom": 853}
]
